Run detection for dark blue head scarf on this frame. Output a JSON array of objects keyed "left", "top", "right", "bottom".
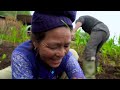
[{"left": 31, "top": 11, "right": 77, "bottom": 32}]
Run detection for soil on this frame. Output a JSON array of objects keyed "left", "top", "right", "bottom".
[
  {"left": 79, "top": 59, "right": 120, "bottom": 79},
  {"left": 0, "top": 41, "right": 18, "bottom": 70},
  {"left": 1, "top": 41, "right": 120, "bottom": 79},
  {"left": 96, "top": 64, "right": 120, "bottom": 79}
]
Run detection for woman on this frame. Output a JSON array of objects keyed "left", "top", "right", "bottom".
[{"left": 11, "top": 11, "right": 85, "bottom": 79}]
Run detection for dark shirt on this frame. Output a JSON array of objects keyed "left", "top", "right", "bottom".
[{"left": 76, "top": 15, "right": 103, "bottom": 34}]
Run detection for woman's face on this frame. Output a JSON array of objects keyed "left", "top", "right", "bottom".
[{"left": 37, "top": 27, "right": 71, "bottom": 68}]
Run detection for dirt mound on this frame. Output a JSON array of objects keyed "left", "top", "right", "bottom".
[
  {"left": 0, "top": 41, "right": 18, "bottom": 70},
  {"left": 78, "top": 60, "right": 120, "bottom": 79},
  {"left": 96, "top": 64, "right": 120, "bottom": 79}
]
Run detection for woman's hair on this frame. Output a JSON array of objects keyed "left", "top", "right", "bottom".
[
  {"left": 30, "top": 31, "right": 46, "bottom": 51},
  {"left": 31, "top": 32, "right": 46, "bottom": 44}
]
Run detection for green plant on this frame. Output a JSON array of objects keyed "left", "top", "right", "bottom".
[
  {"left": 2, "top": 54, "right": 6, "bottom": 60},
  {"left": 97, "top": 65, "right": 104, "bottom": 74}
]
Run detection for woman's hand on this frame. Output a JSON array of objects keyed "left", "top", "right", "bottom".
[{"left": 72, "top": 77, "right": 84, "bottom": 79}]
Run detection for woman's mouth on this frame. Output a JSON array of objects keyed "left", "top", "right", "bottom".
[{"left": 50, "top": 59, "right": 62, "bottom": 64}]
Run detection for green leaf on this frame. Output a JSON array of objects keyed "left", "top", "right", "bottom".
[{"left": 1, "top": 54, "right": 6, "bottom": 60}]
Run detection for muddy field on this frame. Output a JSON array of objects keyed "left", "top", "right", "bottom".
[
  {"left": 0, "top": 41, "right": 120, "bottom": 79},
  {"left": 0, "top": 41, "right": 18, "bottom": 70}
]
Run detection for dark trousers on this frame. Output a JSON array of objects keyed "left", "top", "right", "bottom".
[
  {"left": 84, "top": 30, "right": 110, "bottom": 61},
  {"left": 83, "top": 30, "right": 109, "bottom": 78}
]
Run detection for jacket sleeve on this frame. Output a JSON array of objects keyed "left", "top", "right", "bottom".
[
  {"left": 64, "top": 54, "right": 86, "bottom": 79},
  {"left": 11, "top": 51, "right": 34, "bottom": 79},
  {"left": 75, "top": 16, "right": 85, "bottom": 24}
]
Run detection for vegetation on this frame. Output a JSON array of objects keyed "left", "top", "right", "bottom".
[
  {"left": 0, "top": 11, "right": 31, "bottom": 19},
  {"left": 0, "top": 17, "right": 30, "bottom": 68},
  {"left": 16, "top": 11, "right": 31, "bottom": 15},
  {"left": 0, "top": 25, "right": 29, "bottom": 44}
]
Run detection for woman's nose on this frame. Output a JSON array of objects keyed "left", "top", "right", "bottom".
[{"left": 56, "top": 48, "right": 66, "bottom": 57}]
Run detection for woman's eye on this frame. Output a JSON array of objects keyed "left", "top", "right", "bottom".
[
  {"left": 49, "top": 46, "right": 58, "bottom": 49},
  {"left": 64, "top": 46, "right": 68, "bottom": 48},
  {"left": 65, "top": 43, "right": 70, "bottom": 48},
  {"left": 64, "top": 45, "right": 69, "bottom": 48}
]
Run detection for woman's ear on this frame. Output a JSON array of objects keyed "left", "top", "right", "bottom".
[{"left": 33, "top": 42, "right": 38, "bottom": 48}]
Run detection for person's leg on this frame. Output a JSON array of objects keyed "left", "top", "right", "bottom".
[
  {"left": 95, "top": 31, "right": 110, "bottom": 71},
  {"left": 83, "top": 31, "right": 105, "bottom": 79},
  {"left": 96, "top": 31, "right": 110, "bottom": 53}
]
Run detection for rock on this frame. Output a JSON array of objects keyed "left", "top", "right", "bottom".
[{"left": 0, "top": 66, "right": 11, "bottom": 79}]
